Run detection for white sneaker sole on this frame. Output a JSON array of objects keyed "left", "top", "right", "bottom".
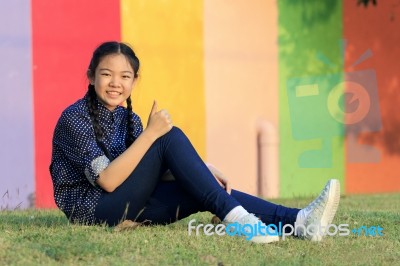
[
  {"left": 310, "top": 179, "right": 341, "bottom": 241},
  {"left": 250, "top": 234, "right": 279, "bottom": 244}
]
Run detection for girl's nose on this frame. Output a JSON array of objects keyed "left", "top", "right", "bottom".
[{"left": 109, "top": 78, "right": 120, "bottom": 87}]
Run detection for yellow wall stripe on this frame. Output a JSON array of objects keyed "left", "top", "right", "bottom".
[{"left": 121, "top": 0, "right": 205, "bottom": 157}]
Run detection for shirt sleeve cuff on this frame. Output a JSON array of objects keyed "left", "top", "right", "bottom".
[{"left": 84, "top": 155, "right": 110, "bottom": 186}]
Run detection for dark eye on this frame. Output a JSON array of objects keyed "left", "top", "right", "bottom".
[
  {"left": 122, "top": 75, "right": 131, "bottom": 79},
  {"left": 101, "top": 73, "right": 110, "bottom": 76}
]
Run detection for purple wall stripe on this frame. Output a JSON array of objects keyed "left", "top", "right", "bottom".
[{"left": 0, "top": 0, "right": 34, "bottom": 209}]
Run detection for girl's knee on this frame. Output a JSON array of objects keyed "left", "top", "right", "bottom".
[
  {"left": 170, "top": 126, "right": 183, "bottom": 134},
  {"left": 156, "top": 126, "right": 188, "bottom": 147},
  {"left": 165, "top": 126, "right": 185, "bottom": 139}
]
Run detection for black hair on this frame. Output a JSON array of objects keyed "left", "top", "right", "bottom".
[{"left": 86, "top": 41, "right": 140, "bottom": 157}]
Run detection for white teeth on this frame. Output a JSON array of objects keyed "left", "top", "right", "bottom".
[{"left": 107, "top": 91, "right": 121, "bottom": 95}]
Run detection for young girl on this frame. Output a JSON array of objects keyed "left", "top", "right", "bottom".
[{"left": 50, "top": 41, "right": 340, "bottom": 243}]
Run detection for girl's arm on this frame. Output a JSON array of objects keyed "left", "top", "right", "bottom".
[
  {"left": 96, "top": 101, "right": 172, "bottom": 192},
  {"left": 205, "top": 163, "right": 231, "bottom": 194}
]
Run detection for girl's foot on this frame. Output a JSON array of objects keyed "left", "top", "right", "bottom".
[
  {"left": 231, "top": 213, "right": 280, "bottom": 243},
  {"left": 296, "top": 179, "right": 341, "bottom": 241},
  {"left": 223, "top": 207, "right": 279, "bottom": 244}
]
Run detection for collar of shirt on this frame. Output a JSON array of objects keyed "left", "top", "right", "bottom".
[{"left": 96, "top": 99, "right": 126, "bottom": 127}]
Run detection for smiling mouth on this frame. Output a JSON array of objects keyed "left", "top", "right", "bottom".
[{"left": 107, "top": 91, "right": 122, "bottom": 96}]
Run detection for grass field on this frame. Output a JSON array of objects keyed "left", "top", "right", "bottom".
[{"left": 0, "top": 193, "right": 399, "bottom": 265}]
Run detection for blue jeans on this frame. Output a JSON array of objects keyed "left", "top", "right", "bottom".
[{"left": 94, "top": 127, "right": 300, "bottom": 226}]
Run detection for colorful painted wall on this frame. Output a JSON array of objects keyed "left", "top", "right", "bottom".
[
  {"left": 0, "top": 0, "right": 398, "bottom": 209},
  {"left": 278, "top": 1, "right": 345, "bottom": 197}
]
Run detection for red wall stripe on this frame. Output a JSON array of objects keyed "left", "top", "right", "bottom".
[
  {"left": 32, "top": 0, "right": 121, "bottom": 207},
  {"left": 344, "top": 0, "right": 400, "bottom": 193}
]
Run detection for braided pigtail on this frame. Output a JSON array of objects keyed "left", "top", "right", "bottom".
[
  {"left": 86, "top": 84, "right": 114, "bottom": 160},
  {"left": 86, "top": 84, "right": 104, "bottom": 141},
  {"left": 125, "top": 96, "right": 136, "bottom": 148}
]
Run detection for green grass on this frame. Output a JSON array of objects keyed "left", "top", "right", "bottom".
[{"left": 1, "top": 194, "right": 399, "bottom": 265}]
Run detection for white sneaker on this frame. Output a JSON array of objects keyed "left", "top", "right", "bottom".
[
  {"left": 297, "top": 179, "right": 341, "bottom": 241},
  {"left": 226, "top": 213, "right": 279, "bottom": 244}
]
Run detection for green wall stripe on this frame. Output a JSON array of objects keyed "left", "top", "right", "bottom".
[{"left": 278, "top": 0, "right": 345, "bottom": 197}]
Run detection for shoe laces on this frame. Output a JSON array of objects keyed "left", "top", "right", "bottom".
[
  {"left": 225, "top": 213, "right": 265, "bottom": 234},
  {"left": 238, "top": 213, "right": 261, "bottom": 225},
  {"left": 305, "top": 185, "right": 329, "bottom": 223}
]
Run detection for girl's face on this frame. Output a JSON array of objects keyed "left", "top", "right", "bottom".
[{"left": 90, "top": 53, "right": 136, "bottom": 111}]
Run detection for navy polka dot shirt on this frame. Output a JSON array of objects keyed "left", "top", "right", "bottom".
[{"left": 50, "top": 95, "right": 143, "bottom": 224}]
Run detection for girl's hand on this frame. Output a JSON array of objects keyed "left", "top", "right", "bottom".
[
  {"left": 145, "top": 100, "right": 173, "bottom": 140},
  {"left": 206, "top": 163, "right": 232, "bottom": 194}
]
